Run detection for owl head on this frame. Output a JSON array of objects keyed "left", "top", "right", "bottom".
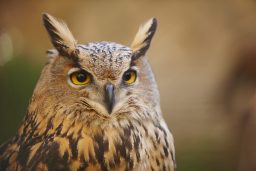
[{"left": 31, "top": 13, "right": 159, "bottom": 120}]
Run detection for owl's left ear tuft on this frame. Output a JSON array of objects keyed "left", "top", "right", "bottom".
[
  {"left": 130, "top": 18, "right": 157, "bottom": 60},
  {"left": 42, "top": 13, "right": 77, "bottom": 56}
]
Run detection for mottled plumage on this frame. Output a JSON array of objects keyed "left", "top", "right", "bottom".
[{"left": 0, "top": 13, "right": 176, "bottom": 171}]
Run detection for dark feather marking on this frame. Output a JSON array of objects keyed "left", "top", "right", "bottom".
[
  {"left": 28, "top": 143, "right": 45, "bottom": 169},
  {"left": 77, "top": 45, "right": 90, "bottom": 50},
  {"left": 160, "top": 153, "right": 165, "bottom": 159},
  {"left": 63, "top": 151, "right": 69, "bottom": 162},
  {"left": 109, "top": 160, "right": 115, "bottom": 169},
  {"left": 171, "top": 151, "right": 176, "bottom": 168},
  {"left": 88, "top": 150, "right": 97, "bottom": 164},
  {"left": 42, "top": 115, "right": 54, "bottom": 138},
  {"left": 93, "top": 134, "right": 108, "bottom": 171},
  {"left": 78, "top": 149, "right": 89, "bottom": 171},
  {"left": 114, "top": 129, "right": 137, "bottom": 169},
  {"left": 118, "top": 130, "right": 134, "bottom": 170},
  {"left": 155, "top": 124, "right": 167, "bottom": 136},
  {"left": 156, "top": 158, "right": 160, "bottom": 166},
  {"left": 163, "top": 146, "right": 169, "bottom": 157},
  {"left": 113, "top": 153, "right": 120, "bottom": 166},
  {"left": 133, "top": 134, "right": 141, "bottom": 162},
  {"left": 164, "top": 137, "right": 169, "bottom": 148},
  {"left": 103, "top": 138, "right": 109, "bottom": 153},
  {"left": 115, "top": 140, "right": 127, "bottom": 159},
  {"left": 154, "top": 130, "right": 159, "bottom": 141},
  {"left": 114, "top": 142, "right": 128, "bottom": 168},
  {"left": 125, "top": 156, "right": 134, "bottom": 171},
  {"left": 68, "top": 135, "right": 78, "bottom": 159},
  {"left": 43, "top": 142, "right": 70, "bottom": 171},
  {"left": 71, "top": 56, "right": 82, "bottom": 69},
  {"left": 77, "top": 160, "right": 88, "bottom": 171},
  {"left": 16, "top": 113, "right": 41, "bottom": 169},
  {"left": 55, "top": 122, "right": 63, "bottom": 136},
  {"left": 162, "top": 164, "right": 167, "bottom": 171},
  {"left": 122, "top": 127, "right": 132, "bottom": 150}
]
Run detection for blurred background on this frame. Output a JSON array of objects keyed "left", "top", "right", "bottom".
[{"left": 1, "top": 0, "right": 256, "bottom": 170}]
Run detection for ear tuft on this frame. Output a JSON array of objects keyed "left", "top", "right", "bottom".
[
  {"left": 131, "top": 18, "right": 157, "bottom": 60},
  {"left": 42, "top": 13, "right": 77, "bottom": 56}
]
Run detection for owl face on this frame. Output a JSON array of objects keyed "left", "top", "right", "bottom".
[
  {"left": 39, "top": 13, "right": 157, "bottom": 118},
  {"left": 67, "top": 42, "right": 137, "bottom": 115}
]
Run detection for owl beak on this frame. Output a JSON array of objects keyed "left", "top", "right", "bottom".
[{"left": 105, "top": 84, "right": 115, "bottom": 114}]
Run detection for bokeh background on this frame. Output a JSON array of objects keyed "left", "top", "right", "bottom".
[{"left": 1, "top": 0, "right": 256, "bottom": 170}]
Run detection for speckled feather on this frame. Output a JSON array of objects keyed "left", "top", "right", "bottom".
[
  {"left": 77, "top": 42, "right": 132, "bottom": 80},
  {"left": 0, "top": 13, "right": 176, "bottom": 171}
]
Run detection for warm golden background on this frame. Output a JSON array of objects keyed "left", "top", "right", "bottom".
[{"left": 1, "top": 1, "right": 256, "bottom": 170}]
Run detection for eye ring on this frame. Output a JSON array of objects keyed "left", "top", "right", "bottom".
[
  {"left": 123, "top": 69, "right": 137, "bottom": 85},
  {"left": 69, "top": 69, "right": 91, "bottom": 86}
]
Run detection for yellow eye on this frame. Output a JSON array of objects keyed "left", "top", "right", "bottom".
[
  {"left": 123, "top": 70, "right": 137, "bottom": 84},
  {"left": 70, "top": 71, "right": 91, "bottom": 85}
]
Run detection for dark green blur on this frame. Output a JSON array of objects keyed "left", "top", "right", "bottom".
[{"left": 0, "top": 57, "right": 42, "bottom": 143}]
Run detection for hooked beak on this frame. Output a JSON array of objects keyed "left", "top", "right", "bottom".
[{"left": 104, "top": 84, "right": 115, "bottom": 114}]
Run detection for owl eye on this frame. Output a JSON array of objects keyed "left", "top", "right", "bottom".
[
  {"left": 70, "top": 70, "right": 91, "bottom": 85},
  {"left": 123, "top": 70, "right": 137, "bottom": 85}
]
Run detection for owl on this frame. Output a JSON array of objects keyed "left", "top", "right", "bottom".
[{"left": 0, "top": 13, "right": 176, "bottom": 171}]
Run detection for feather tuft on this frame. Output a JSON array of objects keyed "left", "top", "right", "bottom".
[
  {"left": 42, "top": 13, "right": 77, "bottom": 56},
  {"left": 131, "top": 18, "right": 157, "bottom": 60}
]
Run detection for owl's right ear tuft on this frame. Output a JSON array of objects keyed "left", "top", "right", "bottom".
[{"left": 42, "top": 13, "right": 77, "bottom": 56}]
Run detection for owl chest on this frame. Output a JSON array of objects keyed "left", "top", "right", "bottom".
[
  {"left": 67, "top": 125, "right": 149, "bottom": 171},
  {"left": 51, "top": 122, "right": 171, "bottom": 171},
  {"left": 15, "top": 119, "right": 172, "bottom": 171}
]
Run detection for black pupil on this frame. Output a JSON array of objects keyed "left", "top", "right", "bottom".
[
  {"left": 123, "top": 71, "right": 132, "bottom": 81},
  {"left": 76, "top": 72, "right": 87, "bottom": 82}
]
